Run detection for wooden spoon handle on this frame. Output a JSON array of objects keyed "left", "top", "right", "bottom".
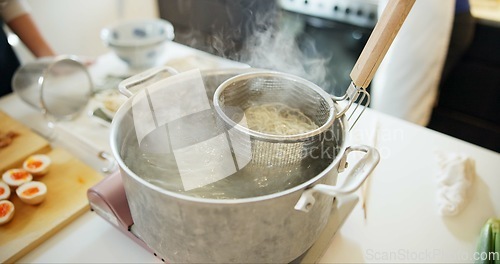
[{"left": 350, "top": 0, "right": 416, "bottom": 88}]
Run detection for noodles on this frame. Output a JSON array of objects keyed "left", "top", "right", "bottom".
[{"left": 244, "top": 103, "right": 318, "bottom": 135}]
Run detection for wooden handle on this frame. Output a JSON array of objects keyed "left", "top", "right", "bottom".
[{"left": 350, "top": 0, "right": 416, "bottom": 88}]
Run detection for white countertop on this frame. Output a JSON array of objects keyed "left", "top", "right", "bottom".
[{"left": 1, "top": 42, "right": 499, "bottom": 263}]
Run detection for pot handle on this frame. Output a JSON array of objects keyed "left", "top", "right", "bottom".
[
  {"left": 294, "top": 145, "right": 380, "bottom": 213},
  {"left": 98, "top": 151, "right": 118, "bottom": 174},
  {"left": 118, "top": 66, "right": 179, "bottom": 98}
]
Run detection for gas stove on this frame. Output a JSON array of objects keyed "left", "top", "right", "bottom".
[
  {"left": 87, "top": 171, "right": 358, "bottom": 263},
  {"left": 278, "top": 0, "right": 378, "bottom": 28}
]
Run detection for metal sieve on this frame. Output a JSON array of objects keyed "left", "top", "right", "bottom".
[
  {"left": 12, "top": 55, "right": 93, "bottom": 121},
  {"left": 213, "top": 71, "right": 341, "bottom": 167}
]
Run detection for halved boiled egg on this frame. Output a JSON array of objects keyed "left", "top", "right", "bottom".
[
  {"left": 16, "top": 181, "right": 47, "bottom": 205},
  {"left": 2, "top": 168, "right": 33, "bottom": 188},
  {"left": 0, "top": 181, "right": 11, "bottom": 200},
  {"left": 23, "top": 154, "right": 51, "bottom": 177},
  {"left": 0, "top": 200, "right": 15, "bottom": 225}
]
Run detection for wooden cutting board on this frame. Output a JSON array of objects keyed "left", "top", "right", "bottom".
[
  {"left": 0, "top": 148, "right": 103, "bottom": 263},
  {"left": 0, "top": 111, "right": 51, "bottom": 172},
  {"left": 0, "top": 111, "right": 103, "bottom": 263}
]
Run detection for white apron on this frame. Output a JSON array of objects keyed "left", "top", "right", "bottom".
[{"left": 371, "top": 0, "right": 455, "bottom": 126}]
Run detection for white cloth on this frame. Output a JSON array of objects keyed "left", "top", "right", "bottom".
[
  {"left": 371, "top": 0, "right": 455, "bottom": 126},
  {"left": 434, "top": 151, "right": 475, "bottom": 216}
]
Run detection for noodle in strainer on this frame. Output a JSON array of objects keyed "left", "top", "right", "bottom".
[{"left": 213, "top": 71, "right": 337, "bottom": 166}]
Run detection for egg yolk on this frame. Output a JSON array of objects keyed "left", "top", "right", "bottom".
[
  {"left": 22, "top": 187, "right": 39, "bottom": 196},
  {"left": 26, "top": 159, "right": 43, "bottom": 169},
  {"left": 0, "top": 203, "right": 11, "bottom": 217},
  {"left": 11, "top": 170, "right": 29, "bottom": 180},
  {"left": 0, "top": 187, "right": 4, "bottom": 195}
]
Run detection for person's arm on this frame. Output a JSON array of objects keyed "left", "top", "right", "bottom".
[{"left": 6, "top": 13, "right": 55, "bottom": 57}]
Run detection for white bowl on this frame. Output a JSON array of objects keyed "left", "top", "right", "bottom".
[{"left": 101, "top": 18, "right": 175, "bottom": 70}]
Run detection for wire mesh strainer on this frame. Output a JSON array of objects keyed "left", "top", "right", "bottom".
[{"left": 213, "top": 71, "right": 339, "bottom": 167}]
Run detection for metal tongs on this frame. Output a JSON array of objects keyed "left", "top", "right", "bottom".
[{"left": 332, "top": 0, "right": 416, "bottom": 130}]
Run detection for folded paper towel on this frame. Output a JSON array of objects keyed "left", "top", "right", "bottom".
[{"left": 434, "top": 151, "right": 476, "bottom": 216}]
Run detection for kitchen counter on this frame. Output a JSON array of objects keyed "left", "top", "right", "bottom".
[{"left": 1, "top": 42, "right": 499, "bottom": 263}]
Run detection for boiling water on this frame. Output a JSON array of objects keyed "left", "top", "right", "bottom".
[{"left": 121, "top": 132, "right": 338, "bottom": 199}]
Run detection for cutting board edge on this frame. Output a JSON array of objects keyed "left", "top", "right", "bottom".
[
  {"left": 0, "top": 203, "right": 91, "bottom": 264},
  {"left": 0, "top": 144, "right": 53, "bottom": 173}
]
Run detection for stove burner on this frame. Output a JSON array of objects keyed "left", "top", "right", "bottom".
[{"left": 278, "top": 0, "right": 378, "bottom": 28}]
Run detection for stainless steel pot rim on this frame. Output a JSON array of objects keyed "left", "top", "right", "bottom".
[
  {"left": 213, "top": 70, "right": 336, "bottom": 142},
  {"left": 110, "top": 100, "right": 349, "bottom": 205}
]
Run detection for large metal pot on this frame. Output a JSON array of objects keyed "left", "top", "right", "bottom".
[{"left": 110, "top": 68, "right": 379, "bottom": 263}]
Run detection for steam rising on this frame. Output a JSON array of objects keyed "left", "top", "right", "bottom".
[
  {"left": 172, "top": 1, "right": 330, "bottom": 91},
  {"left": 238, "top": 10, "right": 330, "bottom": 90}
]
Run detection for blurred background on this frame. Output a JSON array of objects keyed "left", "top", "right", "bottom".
[
  {"left": 4, "top": 0, "right": 158, "bottom": 63},
  {"left": 4, "top": 0, "right": 499, "bottom": 152}
]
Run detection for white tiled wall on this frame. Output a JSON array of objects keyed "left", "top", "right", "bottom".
[{"left": 9, "top": 0, "right": 158, "bottom": 63}]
